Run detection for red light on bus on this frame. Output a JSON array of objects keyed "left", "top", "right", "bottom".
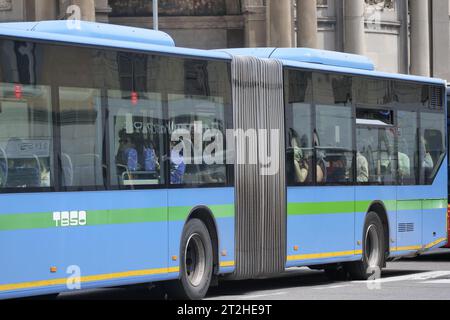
[
  {"left": 131, "top": 91, "right": 138, "bottom": 105},
  {"left": 14, "top": 85, "right": 22, "bottom": 99}
]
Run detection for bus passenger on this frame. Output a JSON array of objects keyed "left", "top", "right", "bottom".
[
  {"left": 357, "top": 152, "right": 369, "bottom": 183},
  {"left": 142, "top": 140, "right": 159, "bottom": 172},
  {"left": 291, "top": 133, "right": 309, "bottom": 183},
  {"left": 170, "top": 139, "right": 186, "bottom": 184},
  {"left": 117, "top": 131, "right": 139, "bottom": 172},
  {"left": 398, "top": 139, "right": 411, "bottom": 181},
  {"left": 421, "top": 136, "right": 434, "bottom": 177}
]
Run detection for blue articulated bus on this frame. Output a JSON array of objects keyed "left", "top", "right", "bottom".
[{"left": 0, "top": 21, "right": 447, "bottom": 300}]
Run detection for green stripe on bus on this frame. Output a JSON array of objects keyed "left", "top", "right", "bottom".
[
  {"left": 288, "top": 201, "right": 357, "bottom": 215},
  {"left": 87, "top": 208, "right": 167, "bottom": 225},
  {"left": 423, "top": 199, "right": 448, "bottom": 210},
  {"left": 0, "top": 204, "right": 234, "bottom": 231},
  {"left": 397, "top": 200, "right": 422, "bottom": 211},
  {"left": 0, "top": 212, "right": 54, "bottom": 231},
  {"left": 0, "top": 199, "right": 444, "bottom": 231},
  {"left": 288, "top": 199, "right": 445, "bottom": 216},
  {"left": 169, "top": 204, "right": 235, "bottom": 221}
]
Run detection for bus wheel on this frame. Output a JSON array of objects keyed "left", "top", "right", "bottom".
[
  {"left": 346, "top": 212, "right": 385, "bottom": 280},
  {"left": 167, "top": 218, "right": 213, "bottom": 300}
]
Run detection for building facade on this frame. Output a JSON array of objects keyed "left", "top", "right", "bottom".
[{"left": 0, "top": 0, "right": 448, "bottom": 80}]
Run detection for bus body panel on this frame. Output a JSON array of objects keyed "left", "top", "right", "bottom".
[
  {"left": 0, "top": 188, "right": 235, "bottom": 299},
  {"left": 167, "top": 188, "right": 235, "bottom": 274},
  {"left": 286, "top": 186, "right": 356, "bottom": 267},
  {"left": 354, "top": 186, "right": 397, "bottom": 254}
]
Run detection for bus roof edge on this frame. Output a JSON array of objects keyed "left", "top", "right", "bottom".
[
  {"left": 218, "top": 47, "right": 375, "bottom": 71},
  {"left": 0, "top": 20, "right": 176, "bottom": 47}
]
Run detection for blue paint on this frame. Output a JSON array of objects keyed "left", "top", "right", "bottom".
[
  {"left": 167, "top": 188, "right": 235, "bottom": 275},
  {"left": 0, "top": 189, "right": 168, "bottom": 215},
  {"left": 220, "top": 48, "right": 375, "bottom": 71},
  {"left": 0, "top": 187, "right": 235, "bottom": 299},
  {"left": 0, "top": 21, "right": 230, "bottom": 61}
]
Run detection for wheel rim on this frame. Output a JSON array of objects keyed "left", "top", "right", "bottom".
[
  {"left": 365, "top": 224, "right": 380, "bottom": 268},
  {"left": 184, "top": 233, "right": 206, "bottom": 287}
]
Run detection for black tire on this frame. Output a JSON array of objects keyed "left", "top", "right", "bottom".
[
  {"left": 346, "top": 212, "right": 385, "bottom": 280},
  {"left": 166, "top": 218, "right": 213, "bottom": 300}
]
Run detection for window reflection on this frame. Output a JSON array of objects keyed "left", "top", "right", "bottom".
[
  {"left": 287, "top": 103, "right": 313, "bottom": 184},
  {"left": 421, "top": 112, "right": 446, "bottom": 184},
  {"left": 356, "top": 127, "right": 397, "bottom": 184},
  {"left": 0, "top": 83, "right": 52, "bottom": 189},
  {"left": 168, "top": 94, "right": 226, "bottom": 185},
  {"left": 59, "top": 87, "right": 103, "bottom": 188},
  {"left": 315, "top": 105, "right": 354, "bottom": 184},
  {"left": 397, "top": 110, "right": 418, "bottom": 185},
  {"left": 108, "top": 90, "right": 165, "bottom": 188}
]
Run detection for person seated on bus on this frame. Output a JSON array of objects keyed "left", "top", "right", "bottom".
[
  {"left": 357, "top": 152, "right": 369, "bottom": 183},
  {"left": 314, "top": 130, "right": 327, "bottom": 183},
  {"left": 378, "top": 130, "right": 396, "bottom": 182},
  {"left": 141, "top": 140, "right": 160, "bottom": 173},
  {"left": 116, "top": 130, "right": 139, "bottom": 173},
  {"left": 398, "top": 152, "right": 410, "bottom": 182},
  {"left": 327, "top": 156, "right": 348, "bottom": 183},
  {"left": 170, "top": 139, "right": 186, "bottom": 185},
  {"left": 397, "top": 139, "right": 411, "bottom": 182},
  {"left": 316, "top": 152, "right": 326, "bottom": 184},
  {"left": 291, "top": 134, "right": 309, "bottom": 183},
  {"left": 421, "top": 136, "right": 434, "bottom": 176}
]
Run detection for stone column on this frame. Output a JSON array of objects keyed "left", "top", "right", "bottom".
[
  {"left": 344, "top": 0, "right": 365, "bottom": 54},
  {"left": 70, "top": 0, "right": 96, "bottom": 21},
  {"left": 242, "top": 0, "right": 267, "bottom": 47},
  {"left": 431, "top": 0, "right": 449, "bottom": 80},
  {"left": 267, "top": 0, "right": 293, "bottom": 47},
  {"left": 409, "top": 0, "right": 430, "bottom": 76},
  {"left": 35, "top": 0, "right": 58, "bottom": 20},
  {"left": 94, "top": 0, "right": 111, "bottom": 23},
  {"left": 297, "top": 0, "right": 318, "bottom": 48}
]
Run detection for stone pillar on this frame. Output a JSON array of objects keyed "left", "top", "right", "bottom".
[
  {"left": 297, "top": 0, "right": 318, "bottom": 48},
  {"left": 344, "top": 0, "right": 365, "bottom": 54},
  {"left": 431, "top": 0, "right": 448, "bottom": 80},
  {"left": 35, "top": 0, "right": 58, "bottom": 20},
  {"left": 267, "top": 0, "right": 293, "bottom": 47},
  {"left": 94, "top": 0, "right": 111, "bottom": 23},
  {"left": 70, "top": 0, "right": 96, "bottom": 21},
  {"left": 409, "top": 0, "right": 430, "bottom": 76},
  {"left": 242, "top": 0, "right": 267, "bottom": 47}
]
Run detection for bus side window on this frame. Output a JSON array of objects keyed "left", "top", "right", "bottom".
[
  {"left": 420, "top": 112, "right": 446, "bottom": 184},
  {"left": 0, "top": 83, "right": 53, "bottom": 190}
]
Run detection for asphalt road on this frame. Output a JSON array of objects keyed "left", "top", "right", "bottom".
[{"left": 55, "top": 248, "right": 450, "bottom": 300}]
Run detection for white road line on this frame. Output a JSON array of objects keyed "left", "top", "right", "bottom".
[
  {"left": 420, "top": 279, "right": 450, "bottom": 284},
  {"left": 314, "top": 284, "right": 351, "bottom": 290},
  {"left": 241, "top": 292, "right": 288, "bottom": 299},
  {"left": 352, "top": 271, "right": 450, "bottom": 284}
]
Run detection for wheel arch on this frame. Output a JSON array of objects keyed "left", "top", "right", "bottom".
[
  {"left": 366, "top": 201, "right": 390, "bottom": 260},
  {"left": 184, "top": 205, "right": 220, "bottom": 275}
]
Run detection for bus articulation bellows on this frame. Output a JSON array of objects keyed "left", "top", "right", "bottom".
[{"left": 0, "top": 21, "right": 447, "bottom": 300}]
